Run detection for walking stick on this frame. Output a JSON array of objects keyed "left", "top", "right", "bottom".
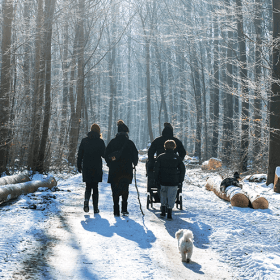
[{"left": 134, "top": 167, "right": 145, "bottom": 216}]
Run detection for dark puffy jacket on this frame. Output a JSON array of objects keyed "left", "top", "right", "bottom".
[
  {"left": 105, "top": 132, "right": 138, "bottom": 185},
  {"left": 154, "top": 150, "right": 186, "bottom": 186},
  {"left": 148, "top": 127, "right": 186, "bottom": 165},
  {"left": 77, "top": 131, "right": 106, "bottom": 183}
]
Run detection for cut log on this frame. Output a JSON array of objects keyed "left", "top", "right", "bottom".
[
  {"left": 274, "top": 166, "right": 280, "bottom": 193},
  {"left": 242, "top": 184, "right": 269, "bottom": 209},
  {"left": 205, "top": 176, "right": 250, "bottom": 208},
  {"left": 202, "top": 158, "right": 222, "bottom": 170},
  {"left": 0, "top": 173, "right": 30, "bottom": 186},
  {"left": 0, "top": 176, "right": 57, "bottom": 204}
]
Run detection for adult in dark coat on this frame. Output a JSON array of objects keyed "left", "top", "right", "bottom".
[
  {"left": 147, "top": 122, "right": 186, "bottom": 202},
  {"left": 105, "top": 120, "right": 138, "bottom": 216},
  {"left": 148, "top": 122, "right": 186, "bottom": 167},
  {"left": 77, "top": 123, "right": 106, "bottom": 213},
  {"left": 154, "top": 140, "right": 186, "bottom": 220}
]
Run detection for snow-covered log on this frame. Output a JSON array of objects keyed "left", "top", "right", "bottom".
[
  {"left": 273, "top": 166, "right": 280, "bottom": 193},
  {"left": 0, "top": 176, "right": 57, "bottom": 204},
  {"left": 242, "top": 184, "right": 269, "bottom": 209},
  {"left": 205, "top": 176, "right": 250, "bottom": 208},
  {"left": 0, "top": 173, "right": 30, "bottom": 186}
]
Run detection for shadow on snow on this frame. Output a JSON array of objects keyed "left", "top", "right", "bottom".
[{"left": 81, "top": 214, "right": 156, "bottom": 249}]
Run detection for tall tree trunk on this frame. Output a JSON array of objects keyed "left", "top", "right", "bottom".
[
  {"left": 145, "top": 39, "right": 154, "bottom": 143},
  {"left": 60, "top": 21, "right": 69, "bottom": 148},
  {"left": 106, "top": 49, "right": 116, "bottom": 144},
  {"left": 212, "top": 18, "right": 220, "bottom": 158},
  {"left": 253, "top": 0, "right": 262, "bottom": 167},
  {"left": 267, "top": 0, "right": 280, "bottom": 185},
  {"left": 154, "top": 39, "right": 168, "bottom": 124},
  {"left": 37, "top": 0, "right": 56, "bottom": 173},
  {"left": 199, "top": 41, "right": 208, "bottom": 161},
  {"left": 189, "top": 44, "right": 202, "bottom": 162},
  {"left": 68, "top": 0, "right": 85, "bottom": 165},
  {"left": 236, "top": 0, "right": 249, "bottom": 171},
  {"left": 126, "top": 25, "right": 132, "bottom": 129},
  {"left": 222, "top": 0, "right": 234, "bottom": 165},
  {"left": 0, "top": 0, "right": 13, "bottom": 175},
  {"left": 68, "top": 25, "right": 79, "bottom": 152},
  {"left": 23, "top": 0, "right": 31, "bottom": 161},
  {"left": 28, "top": 0, "right": 44, "bottom": 171}
]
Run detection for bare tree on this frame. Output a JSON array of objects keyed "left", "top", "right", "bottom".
[
  {"left": 0, "top": 0, "right": 14, "bottom": 175},
  {"left": 267, "top": 0, "right": 280, "bottom": 186}
]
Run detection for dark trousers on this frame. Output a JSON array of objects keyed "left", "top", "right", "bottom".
[
  {"left": 85, "top": 182, "right": 98, "bottom": 201},
  {"left": 111, "top": 183, "right": 129, "bottom": 205}
]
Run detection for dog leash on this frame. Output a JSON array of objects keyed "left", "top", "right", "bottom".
[{"left": 134, "top": 167, "right": 145, "bottom": 216}]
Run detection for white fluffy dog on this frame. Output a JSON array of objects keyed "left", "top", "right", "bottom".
[{"left": 175, "top": 229, "right": 194, "bottom": 263}]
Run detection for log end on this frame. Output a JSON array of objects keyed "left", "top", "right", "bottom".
[
  {"left": 205, "top": 182, "right": 212, "bottom": 191},
  {"left": 230, "top": 193, "right": 250, "bottom": 208},
  {"left": 273, "top": 183, "right": 280, "bottom": 193},
  {"left": 251, "top": 197, "right": 269, "bottom": 209}
]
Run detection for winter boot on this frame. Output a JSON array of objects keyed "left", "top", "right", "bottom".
[
  {"left": 167, "top": 208, "right": 172, "bottom": 220},
  {"left": 92, "top": 194, "right": 99, "bottom": 213},
  {"left": 83, "top": 201, "right": 89, "bottom": 213},
  {"left": 160, "top": 206, "right": 166, "bottom": 217},
  {"left": 114, "top": 204, "right": 120, "bottom": 216},
  {"left": 121, "top": 201, "right": 129, "bottom": 215}
]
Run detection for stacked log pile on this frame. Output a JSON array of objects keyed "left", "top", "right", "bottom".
[
  {"left": 205, "top": 176, "right": 269, "bottom": 209},
  {"left": 0, "top": 176, "right": 57, "bottom": 204},
  {"left": 0, "top": 173, "right": 30, "bottom": 186},
  {"left": 205, "top": 176, "right": 249, "bottom": 207}
]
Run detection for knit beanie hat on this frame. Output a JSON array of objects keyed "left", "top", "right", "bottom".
[
  {"left": 91, "top": 123, "right": 101, "bottom": 134},
  {"left": 164, "top": 122, "right": 173, "bottom": 131},
  {"left": 117, "top": 120, "right": 129, "bottom": 133}
]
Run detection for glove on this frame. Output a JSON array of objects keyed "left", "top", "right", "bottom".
[{"left": 78, "top": 167, "right": 82, "bottom": 173}]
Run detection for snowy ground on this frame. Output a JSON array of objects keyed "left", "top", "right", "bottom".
[{"left": 1, "top": 161, "right": 280, "bottom": 279}]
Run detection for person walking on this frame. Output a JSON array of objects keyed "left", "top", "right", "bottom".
[
  {"left": 77, "top": 123, "right": 106, "bottom": 213},
  {"left": 147, "top": 122, "right": 186, "bottom": 202},
  {"left": 105, "top": 120, "right": 138, "bottom": 216},
  {"left": 154, "top": 140, "right": 186, "bottom": 220},
  {"left": 148, "top": 122, "right": 186, "bottom": 167}
]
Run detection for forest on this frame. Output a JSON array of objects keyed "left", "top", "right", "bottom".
[{"left": 0, "top": 0, "right": 280, "bottom": 186}]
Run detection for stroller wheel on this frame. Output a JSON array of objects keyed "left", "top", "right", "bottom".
[{"left": 147, "top": 194, "right": 150, "bottom": 209}]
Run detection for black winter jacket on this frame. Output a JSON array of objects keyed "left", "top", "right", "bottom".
[
  {"left": 148, "top": 127, "right": 186, "bottom": 165},
  {"left": 105, "top": 132, "right": 138, "bottom": 185},
  {"left": 154, "top": 150, "right": 186, "bottom": 186},
  {"left": 77, "top": 131, "right": 106, "bottom": 183}
]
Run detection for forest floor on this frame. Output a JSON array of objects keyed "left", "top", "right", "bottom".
[{"left": 0, "top": 161, "right": 280, "bottom": 279}]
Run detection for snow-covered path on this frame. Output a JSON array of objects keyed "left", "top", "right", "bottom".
[{"left": 1, "top": 161, "right": 280, "bottom": 279}]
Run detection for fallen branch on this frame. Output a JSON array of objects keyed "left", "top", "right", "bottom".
[
  {"left": 0, "top": 176, "right": 57, "bottom": 204},
  {"left": 0, "top": 173, "right": 30, "bottom": 186}
]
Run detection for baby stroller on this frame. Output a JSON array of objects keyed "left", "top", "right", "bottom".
[{"left": 146, "top": 160, "right": 183, "bottom": 210}]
